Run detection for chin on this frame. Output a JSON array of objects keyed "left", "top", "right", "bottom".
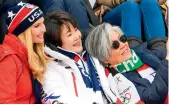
[
  {"left": 124, "top": 53, "right": 132, "bottom": 61},
  {"left": 34, "top": 40, "right": 44, "bottom": 44},
  {"left": 119, "top": 52, "right": 132, "bottom": 62},
  {"left": 75, "top": 47, "right": 83, "bottom": 54}
]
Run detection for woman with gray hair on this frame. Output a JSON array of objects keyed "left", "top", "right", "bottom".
[{"left": 85, "top": 23, "right": 169, "bottom": 104}]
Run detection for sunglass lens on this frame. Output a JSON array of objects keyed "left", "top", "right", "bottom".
[
  {"left": 120, "top": 35, "right": 127, "bottom": 43},
  {"left": 112, "top": 40, "right": 120, "bottom": 49}
]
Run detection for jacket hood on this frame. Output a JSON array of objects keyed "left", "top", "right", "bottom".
[
  {"left": 0, "top": 33, "right": 28, "bottom": 63},
  {"left": 0, "top": 43, "right": 16, "bottom": 61}
]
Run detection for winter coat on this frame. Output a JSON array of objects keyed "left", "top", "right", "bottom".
[
  {"left": 122, "top": 43, "right": 168, "bottom": 104},
  {"left": 0, "top": 33, "right": 35, "bottom": 103},
  {"left": 42, "top": 46, "right": 108, "bottom": 104}
]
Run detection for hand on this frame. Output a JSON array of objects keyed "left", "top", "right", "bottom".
[
  {"left": 95, "top": 5, "right": 111, "bottom": 23},
  {"left": 157, "top": 0, "right": 166, "bottom": 5},
  {"left": 97, "top": 0, "right": 114, "bottom": 8}
]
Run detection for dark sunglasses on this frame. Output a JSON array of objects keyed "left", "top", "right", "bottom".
[{"left": 112, "top": 35, "right": 127, "bottom": 49}]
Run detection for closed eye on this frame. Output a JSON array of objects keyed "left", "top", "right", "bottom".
[
  {"left": 68, "top": 33, "right": 72, "bottom": 37},
  {"left": 34, "top": 23, "right": 40, "bottom": 28}
]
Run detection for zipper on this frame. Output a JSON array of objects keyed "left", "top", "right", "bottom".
[{"left": 71, "top": 72, "right": 78, "bottom": 97}]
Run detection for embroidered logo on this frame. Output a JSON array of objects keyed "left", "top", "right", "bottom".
[
  {"left": 25, "top": 3, "right": 35, "bottom": 9},
  {"left": 44, "top": 93, "right": 60, "bottom": 102},
  {"left": 120, "top": 93, "right": 131, "bottom": 104}
]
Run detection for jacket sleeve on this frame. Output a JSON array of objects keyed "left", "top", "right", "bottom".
[
  {"left": 0, "top": 55, "right": 17, "bottom": 103},
  {"left": 41, "top": 61, "right": 83, "bottom": 104},
  {"left": 149, "top": 50, "right": 168, "bottom": 83},
  {"left": 127, "top": 60, "right": 168, "bottom": 104},
  {"left": 151, "top": 49, "right": 167, "bottom": 61}
]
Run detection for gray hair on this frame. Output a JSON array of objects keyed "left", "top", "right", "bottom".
[{"left": 85, "top": 23, "right": 124, "bottom": 62}]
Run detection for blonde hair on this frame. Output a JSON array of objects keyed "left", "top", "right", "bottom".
[{"left": 18, "top": 27, "right": 50, "bottom": 84}]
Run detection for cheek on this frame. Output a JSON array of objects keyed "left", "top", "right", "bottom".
[
  {"left": 62, "top": 43, "right": 70, "bottom": 49},
  {"left": 31, "top": 29, "right": 38, "bottom": 38},
  {"left": 61, "top": 39, "right": 72, "bottom": 50},
  {"left": 110, "top": 50, "right": 123, "bottom": 63},
  {"left": 31, "top": 30, "right": 44, "bottom": 43},
  {"left": 31, "top": 33, "right": 37, "bottom": 41}
]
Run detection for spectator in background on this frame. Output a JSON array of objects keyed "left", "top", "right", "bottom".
[
  {"left": 40, "top": 0, "right": 167, "bottom": 51},
  {"left": 100, "top": 0, "right": 167, "bottom": 49},
  {"left": 0, "top": 1, "right": 50, "bottom": 103},
  {"left": 38, "top": 0, "right": 93, "bottom": 30}
]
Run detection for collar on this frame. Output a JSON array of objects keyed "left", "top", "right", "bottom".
[
  {"left": 2, "top": 33, "right": 29, "bottom": 68},
  {"left": 57, "top": 46, "right": 87, "bottom": 62}
]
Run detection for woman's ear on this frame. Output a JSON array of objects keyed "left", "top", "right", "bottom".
[
  {"left": 104, "top": 59, "right": 109, "bottom": 64},
  {"left": 102, "top": 60, "right": 109, "bottom": 68}
]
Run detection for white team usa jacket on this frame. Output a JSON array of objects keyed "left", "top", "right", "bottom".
[{"left": 41, "top": 46, "right": 142, "bottom": 104}]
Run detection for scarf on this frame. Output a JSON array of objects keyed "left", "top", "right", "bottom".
[
  {"left": 100, "top": 49, "right": 158, "bottom": 104},
  {"left": 75, "top": 53, "right": 104, "bottom": 103},
  {"left": 90, "top": 55, "right": 144, "bottom": 104},
  {"left": 114, "top": 49, "right": 156, "bottom": 83},
  {"left": 106, "top": 67, "right": 143, "bottom": 104}
]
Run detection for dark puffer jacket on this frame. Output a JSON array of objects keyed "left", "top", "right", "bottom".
[{"left": 122, "top": 43, "right": 168, "bottom": 104}]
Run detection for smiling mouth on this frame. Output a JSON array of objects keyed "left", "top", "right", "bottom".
[
  {"left": 38, "top": 35, "right": 43, "bottom": 39},
  {"left": 122, "top": 48, "right": 129, "bottom": 55},
  {"left": 73, "top": 41, "right": 80, "bottom": 46}
]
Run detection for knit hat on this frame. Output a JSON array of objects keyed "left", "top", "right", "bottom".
[{"left": 5, "top": 1, "right": 43, "bottom": 36}]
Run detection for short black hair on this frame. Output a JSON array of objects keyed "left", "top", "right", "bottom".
[{"left": 44, "top": 10, "right": 77, "bottom": 47}]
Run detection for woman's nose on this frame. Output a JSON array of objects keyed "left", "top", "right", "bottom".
[
  {"left": 119, "top": 41, "right": 126, "bottom": 49},
  {"left": 41, "top": 23, "right": 46, "bottom": 32},
  {"left": 74, "top": 34, "right": 79, "bottom": 41},
  {"left": 74, "top": 31, "right": 80, "bottom": 39}
]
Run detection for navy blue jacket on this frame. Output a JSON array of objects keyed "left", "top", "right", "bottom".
[{"left": 122, "top": 43, "right": 168, "bottom": 104}]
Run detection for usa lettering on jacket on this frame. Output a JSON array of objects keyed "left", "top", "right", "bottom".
[{"left": 28, "top": 9, "right": 43, "bottom": 22}]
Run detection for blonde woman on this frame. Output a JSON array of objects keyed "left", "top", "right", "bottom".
[{"left": 0, "top": 1, "right": 50, "bottom": 103}]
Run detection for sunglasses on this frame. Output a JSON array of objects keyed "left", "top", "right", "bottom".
[{"left": 112, "top": 35, "right": 127, "bottom": 49}]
